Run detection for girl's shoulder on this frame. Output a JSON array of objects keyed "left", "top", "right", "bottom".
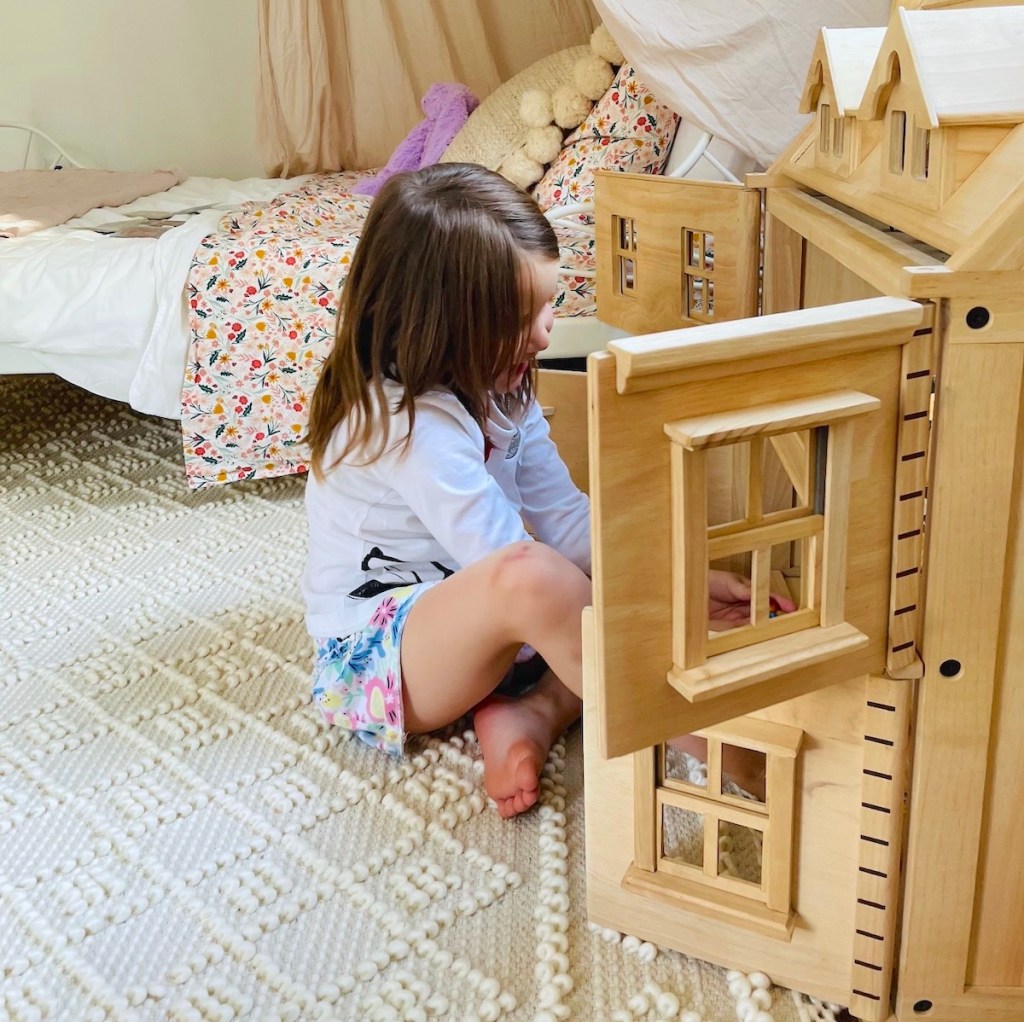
[{"left": 378, "top": 381, "right": 482, "bottom": 442}]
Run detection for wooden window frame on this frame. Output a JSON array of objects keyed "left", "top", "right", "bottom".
[
  {"left": 626, "top": 717, "right": 803, "bottom": 938},
  {"left": 663, "top": 391, "right": 879, "bottom": 703},
  {"left": 682, "top": 227, "right": 715, "bottom": 322},
  {"left": 614, "top": 215, "right": 638, "bottom": 297}
]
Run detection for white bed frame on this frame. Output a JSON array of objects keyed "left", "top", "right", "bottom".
[
  {"left": 0, "top": 122, "right": 751, "bottom": 377},
  {"left": 0, "top": 121, "right": 87, "bottom": 171}
]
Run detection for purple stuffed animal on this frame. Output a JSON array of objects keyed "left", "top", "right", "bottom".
[{"left": 353, "top": 82, "right": 479, "bottom": 196}]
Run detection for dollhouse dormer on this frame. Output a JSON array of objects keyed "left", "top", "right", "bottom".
[
  {"left": 858, "top": 6, "right": 1024, "bottom": 211},
  {"left": 799, "top": 28, "right": 885, "bottom": 179}
]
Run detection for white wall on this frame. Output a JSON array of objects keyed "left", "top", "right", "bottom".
[{"left": 0, "top": 0, "right": 264, "bottom": 178}]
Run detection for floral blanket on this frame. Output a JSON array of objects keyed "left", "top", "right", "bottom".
[{"left": 180, "top": 172, "right": 595, "bottom": 488}]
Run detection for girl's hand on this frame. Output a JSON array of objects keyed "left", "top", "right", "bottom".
[{"left": 707, "top": 569, "right": 797, "bottom": 631}]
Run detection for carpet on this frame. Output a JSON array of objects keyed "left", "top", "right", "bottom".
[{"left": 0, "top": 375, "right": 844, "bottom": 1022}]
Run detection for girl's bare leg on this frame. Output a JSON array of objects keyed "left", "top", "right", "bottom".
[{"left": 400, "top": 541, "right": 590, "bottom": 816}]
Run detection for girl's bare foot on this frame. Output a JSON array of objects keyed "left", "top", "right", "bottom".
[{"left": 473, "top": 674, "right": 581, "bottom": 818}]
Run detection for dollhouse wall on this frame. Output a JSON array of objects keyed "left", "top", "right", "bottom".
[
  {"left": 580, "top": 282, "right": 925, "bottom": 1014},
  {"left": 582, "top": 664, "right": 872, "bottom": 999}
]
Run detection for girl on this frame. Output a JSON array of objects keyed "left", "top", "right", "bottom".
[{"left": 302, "top": 163, "right": 786, "bottom": 819}]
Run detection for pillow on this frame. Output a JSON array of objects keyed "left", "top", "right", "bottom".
[
  {"left": 532, "top": 64, "right": 680, "bottom": 212},
  {"left": 440, "top": 46, "right": 590, "bottom": 171}
]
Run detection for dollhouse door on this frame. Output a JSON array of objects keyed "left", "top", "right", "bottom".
[{"left": 587, "top": 295, "right": 925, "bottom": 758}]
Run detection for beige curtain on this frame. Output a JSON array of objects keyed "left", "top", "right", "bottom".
[{"left": 257, "top": 0, "right": 601, "bottom": 177}]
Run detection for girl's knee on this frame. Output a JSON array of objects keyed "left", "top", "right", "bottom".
[{"left": 491, "top": 541, "right": 588, "bottom": 609}]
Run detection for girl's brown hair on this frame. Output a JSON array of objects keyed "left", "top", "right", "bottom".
[{"left": 306, "top": 162, "right": 559, "bottom": 478}]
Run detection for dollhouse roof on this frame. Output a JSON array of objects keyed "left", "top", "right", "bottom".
[
  {"left": 860, "top": 6, "right": 1024, "bottom": 128},
  {"left": 799, "top": 27, "right": 886, "bottom": 116}
]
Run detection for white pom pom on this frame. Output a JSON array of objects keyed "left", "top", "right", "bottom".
[
  {"left": 552, "top": 85, "right": 592, "bottom": 129},
  {"left": 591, "top": 23, "right": 624, "bottom": 66},
  {"left": 520, "top": 88, "right": 555, "bottom": 128},
  {"left": 574, "top": 53, "right": 615, "bottom": 101},
  {"left": 524, "top": 125, "right": 564, "bottom": 164},
  {"left": 499, "top": 149, "right": 544, "bottom": 190}
]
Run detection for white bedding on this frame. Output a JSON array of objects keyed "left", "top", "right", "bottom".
[{"left": 0, "top": 175, "right": 308, "bottom": 417}]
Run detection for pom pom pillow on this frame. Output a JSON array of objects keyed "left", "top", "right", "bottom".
[
  {"left": 440, "top": 47, "right": 589, "bottom": 172},
  {"left": 532, "top": 64, "right": 680, "bottom": 212}
]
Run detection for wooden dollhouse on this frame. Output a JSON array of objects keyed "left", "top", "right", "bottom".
[{"left": 539, "top": 1, "right": 1024, "bottom": 1019}]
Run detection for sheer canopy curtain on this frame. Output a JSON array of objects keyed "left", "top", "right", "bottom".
[
  {"left": 592, "top": 0, "right": 891, "bottom": 166},
  {"left": 258, "top": 0, "right": 601, "bottom": 177}
]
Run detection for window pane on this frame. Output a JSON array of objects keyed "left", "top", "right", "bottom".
[
  {"left": 718, "top": 819, "right": 763, "bottom": 885},
  {"left": 663, "top": 804, "right": 704, "bottom": 867},
  {"left": 913, "top": 125, "right": 931, "bottom": 181},
  {"left": 769, "top": 548, "right": 801, "bottom": 613},
  {"left": 722, "top": 744, "right": 767, "bottom": 804},
  {"left": 688, "top": 230, "right": 703, "bottom": 269},
  {"left": 890, "top": 110, "right": 907, "bottom": 174},
  {"left": 763, "top": 431, "right": 811, "bottom": 513},
  {"left": 707, "top": 442, "right": 749, "bottom": 528},
  {"left": 833, "top": 115, "right": 845, "bottom": 158},
  {"left": 687, "top": 276, "right": 705, "bottom": 316},
  {"left": 619, "top": 256, "right": 636, "bottom": 293},
  {"left": 710, "top": 552, "right": 753, "bottom": 633},
  {"left": 663, "top": 735, "right": 709, "bottom": 788},
  {"left": 618, "top": 216, "right": 635, "bottom": 250}
]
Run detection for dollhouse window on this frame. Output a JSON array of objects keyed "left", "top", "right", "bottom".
[
  {"left": 614, "top": 216, "right": 638, "bottom": 296},
  {"left": 662, "top": 391, "right": 878, "bottom": 703},
  {"left": 833, "top": 115, "right": 850, "bottom": 159},
  {"left": 912, "top": 122, "right": 931, "bottom": 180},
  {"left": 889, "top": 110, "right": 907, "bottom": 174},
  {"left": 682, "top": 228, "right": 715, "bottom": 322},
  {"left": 627, "top": 719, "right": 803, "bottom": 936},
  {"left": 819, "top": 103, "right": 831, "bottom": 153}
]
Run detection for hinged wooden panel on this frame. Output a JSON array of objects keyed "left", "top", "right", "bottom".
[
  {"left": 594, "top": 172, "right": 760, "bottom": 335},
  {"left": 897, "top": 320, "right": 1024, "bottom": 1021},
  {"left": 589, "top": 298, "right": 924, "bottom": 758}
]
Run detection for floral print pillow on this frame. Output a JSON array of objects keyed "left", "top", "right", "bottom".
[{"left": 532, "top": 64, "right": 680, "bottom": 213}]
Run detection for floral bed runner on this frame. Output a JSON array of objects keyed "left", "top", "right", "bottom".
[{"left": 180, "top": 173, "right": 595, "bottom": 488}]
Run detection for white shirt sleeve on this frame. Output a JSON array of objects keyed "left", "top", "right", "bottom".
[
  {"left": 382, "top": 398, "right": 533, "bottom": 569},
  {"left": 515, "top": 400, "right": 592, "bottom": 575}
]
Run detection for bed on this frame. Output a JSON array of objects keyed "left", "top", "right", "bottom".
[{"left": 1, "top": 98, "right": 751, "bottom": 487}]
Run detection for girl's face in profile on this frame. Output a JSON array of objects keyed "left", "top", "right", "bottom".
[{"left": 493, "top": 254, "right": 559, "bottom": 394}]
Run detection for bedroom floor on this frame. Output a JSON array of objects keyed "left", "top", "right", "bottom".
[{"left": 0, "top": 374, "right": 842, "bottom": 1022}]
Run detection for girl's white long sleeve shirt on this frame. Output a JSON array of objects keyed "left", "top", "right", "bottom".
[{"left": 302, "top": 382, "right": 591, "bottom": 638}]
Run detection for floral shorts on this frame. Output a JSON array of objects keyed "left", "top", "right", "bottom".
[{"left": 311, "top": 584, "right": 431, "bottom": 757}]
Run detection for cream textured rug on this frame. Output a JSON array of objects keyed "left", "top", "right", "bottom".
[{"left": 0, "top": 375, "right": 845, "bottom": 1022}]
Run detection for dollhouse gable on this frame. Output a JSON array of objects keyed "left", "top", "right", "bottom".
[
  {"left": 779, "top": 4, "right": 1024, "bottom": 260},
  {"left": 799, "top": 27, "right": 885, "bottom": 177},
  {"left": 858, "top": 6, "right": 1024, "bottom": 210}
]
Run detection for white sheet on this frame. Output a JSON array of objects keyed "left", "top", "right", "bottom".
[
  {"left": 593, "top": 0, "right": 891, "bottom": 167},
  {"left": 0, "top": 175, "right": 308, "bottom": 418}
]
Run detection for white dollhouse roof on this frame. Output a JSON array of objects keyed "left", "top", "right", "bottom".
[
  {"left": 799, "top": 27, "right": 886, "bottom": 116},
  {"left": 861, "top": 6, "right": 1024, "bottom": 128}
]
